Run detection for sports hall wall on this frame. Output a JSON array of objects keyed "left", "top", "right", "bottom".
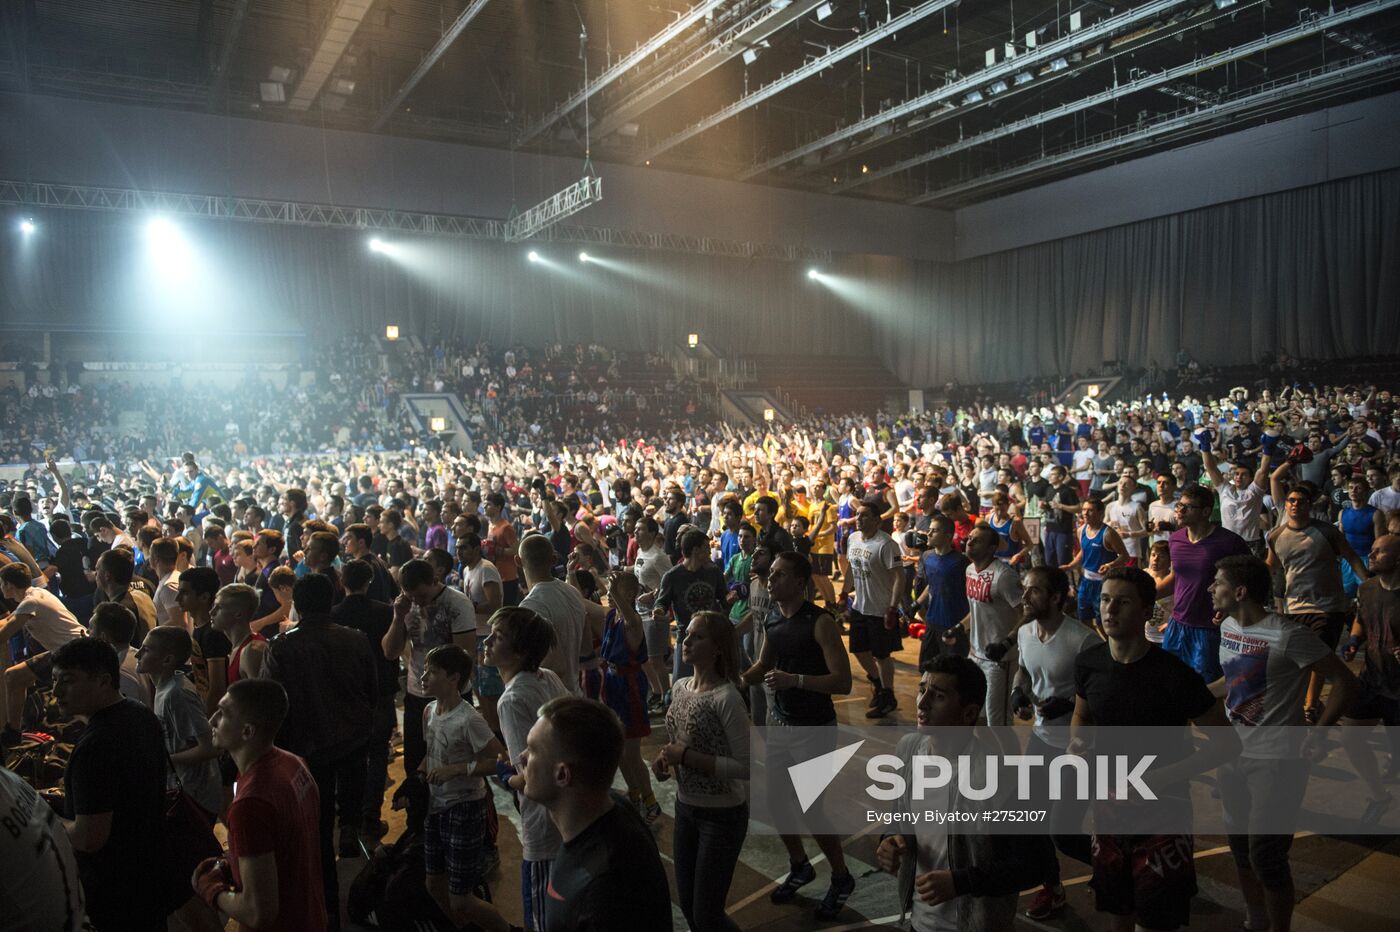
[{"left": 2, "top": 92, "right": 1397, "bottom": 383}]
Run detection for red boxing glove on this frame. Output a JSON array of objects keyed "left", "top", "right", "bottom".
[{"left": 193, "top": 857, "right": 233, "bottom": 912}]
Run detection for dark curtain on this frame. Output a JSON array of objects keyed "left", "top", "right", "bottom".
[
  {"left": 0, "top": 210, "right": 869, "bottom": 357},
  {"left": 870, "top": 169, "right": 1400, "bottom": 385},
  {"left": 4, "top": 171, "right": 1395, "bottom": 383}
]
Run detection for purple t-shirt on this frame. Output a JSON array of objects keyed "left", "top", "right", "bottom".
[{"left": 1168, "top": 525, "right": 1250, "bottom": 628}]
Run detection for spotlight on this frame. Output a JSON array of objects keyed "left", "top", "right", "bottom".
[
  {"left": 146, "top": 216, "right": 180, "bottom": 244},
  {"left": 578, "top": 251, "right": 591, "bottom": 263},
  {"left": 1014, "top": 71, "right": 1034, "bottom": 86},
  {"left": 527, "top": 250, "right": 540, "bottom": 262},
  {"left": 861, "top": 164, "right": 869, "bottom": 174},
  {"left": 385, "top": 325, "right": 400, "bottom": 341},
  {"left": 988, "top": 80, "right": 1009, "bottom": 95},
  {"left": 807, "top": 268, "right": 820, "bottom": 279},
  {"left": 963, "top": 90, "right": 984, "bottom": 104},
  {"left": 816, "top": 2, "right": 834, "bottom": 21},
  {"left": 19, "top": 218, "right": 35, "bottom": 235},
  {"left": 369, "top": 237, "right": 385, "bottom": 252}
]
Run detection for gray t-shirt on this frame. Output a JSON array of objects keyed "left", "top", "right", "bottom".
[
  {"left": 1017, "top": 616, "right": 1100, "bottom": 747},
  {"left": 1267, "top": 521, "right": 1348, "bottom": 614},
  {"left": 498, "top": 669, "right": 569, "bottom": 861},
  {"left": 155, "top": 671, "right": 222, "bottom": 815},
  {"left": 846, "top": 530, "right": 901, "bottom": 616},
  {"left": 520, "top": 580, "right": 586, "bottom": 695}
]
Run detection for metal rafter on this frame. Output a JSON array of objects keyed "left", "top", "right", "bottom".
[
  {"left": 635, "top": 0, "right": 963, "bottom": 165},
  {"left": 515, "top": 0, "right": 730, "bottom": 146},
  {"left": 910, "top": 53, "right": 1400, "bottom": 205},
  {"left": 206, "top": 0, "right": 251, "bottom": 108},
  {"left": 841, "top": 0, "right": 1400, "bottom": 193},
  {"left": 592, "top": 0, "right": 828, "bottom": 141},
  {"left": 739, "top": 0, "right": 1193, "bottom": 181},
  {"left": 0, "top": 179, "right": 830, "bottom": 262},
  {"left": 287, "top": 0, "right": 376, "bottom": 112},
  {"left": 371, "top": 0, "right": 492, "bottom": 132}
]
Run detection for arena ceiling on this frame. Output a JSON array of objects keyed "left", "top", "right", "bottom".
[{"left": 3, "top": 0, "right": 1398, "bottom": 206}]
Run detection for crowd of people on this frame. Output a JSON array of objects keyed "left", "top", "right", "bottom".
[
  {"left": 2, "top": 359, "right": 1400, "bottom": 932},
  {"left": 0, "top": 338, "right": 715, "bottom": 469}
]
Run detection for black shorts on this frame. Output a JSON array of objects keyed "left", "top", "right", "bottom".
[
  {"left": 810, "top": 553, "right": 835, "bottom": 576},
  {"left": 1347, "top": 683, "right": 1400, "bottom": 724},
  {"left": 847, "top": 611, "right": 901, "bottom": 660},
  {"left": 1293, "top": 611, "right": 1348, "bottom": 650},
  {"left": 1090, "top": 834, "right": 1196, "bottom": 930},
  {"left": 23, "top": 653, "right": 54, "bottom": 685}
]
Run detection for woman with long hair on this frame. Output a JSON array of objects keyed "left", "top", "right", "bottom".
[{"left": 653, "top": 610, "right": 751, "bottom": 931}]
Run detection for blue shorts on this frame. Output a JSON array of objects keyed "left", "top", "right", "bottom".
[
  {"left": 1077, "top": 577, "right": 1104, "bottom": 622},
  {"left": 1162, "top": 619, "right": 1222, "bottom": 682}
]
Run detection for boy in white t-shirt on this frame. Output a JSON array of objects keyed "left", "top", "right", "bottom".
[{"left": 418, "top": 644, "right": 509, "bottom": 932}]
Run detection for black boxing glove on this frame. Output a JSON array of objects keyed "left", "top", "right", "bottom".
[
  {"left": 983, "top": 638, "right": 1011, "bottom": 663},
  {"left": 1038, "top": 696, "right": 1077, "bottom": 721},
  {"left": 1010, "top": 686, "right": 1032, "bottom": 719}
]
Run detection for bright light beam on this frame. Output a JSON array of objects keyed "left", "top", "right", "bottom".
[{"left": 19, "top": 218, "right": 35, "bottom": 235}]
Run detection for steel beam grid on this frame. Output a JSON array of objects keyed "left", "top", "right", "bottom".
[
  {"left": 636, "top": 0, "right": 963, "bottom": 164},
  {"left": 515, "top": 0, "right": 730, "bottom": 146},
  {"left": 0, "top": 179, "right": 829, "bottom": 261},
  {"left": 371, "top": 0, "right": 494, "bottom": 131},
  {"left": 739, "top": 0, "right": 1193, "bottom": 181},
  {"left": 592, "top": 0, "right": 827, "bottom": 140},
  {"left": 207, "top": 0, "right": 252, "bottom": 108},
  {"left": 503, "top": 176, "right": 604, "bottom": 241},
  {"left": 288, "top": 0, "right": 376, "bottom": 112},
  {"left": 840, "top": 0, "right": 1400, "bottom": 193},
  {"left": 910, "top": 52, "right": 1400, "bottom": 204}
]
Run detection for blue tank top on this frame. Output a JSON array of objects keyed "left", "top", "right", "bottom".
[
  {"left": 600, "top": 609, "right": 648, "bottom": 671},
  {"left": 1341, "top": 505, "right": 1377, "bottom": 557},
  {"left": 988, "top": 513, "right": 1022, "bottom": 559},
  {"left": 1080, "top": 524, "right": 1110, "bottom": 579}
]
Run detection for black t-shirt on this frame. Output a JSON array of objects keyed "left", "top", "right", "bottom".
[
  {"left": 64, "top": 698, "right": 167, "bottom": 928},
  {"left": 52, "top": 538, "right": 96, "bottom": 598},
  {"left": 545, "top": 798, "right": 672, "bottom": 932},
  {"left": 193, "top": 622, "right": 232, "bottom": 662},
  {"left": 1074, "top": 641, "right": 1215, "bottom": 766},
  {"left": 656, "top": 562, "right": 726, "bottom": 628},
  {"left": 1042, "top": 482, "right": 1081, "bottom": 534},
  {"left": 1023, "top": 476, "right": 1051, "bottom": 507},
  {"left": 332, "top": 594, "right": 399, "bottom": 698}
]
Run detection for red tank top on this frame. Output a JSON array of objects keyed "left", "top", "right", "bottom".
[{"left": 227, "top": 632, "right": 267, "bottom": 683}]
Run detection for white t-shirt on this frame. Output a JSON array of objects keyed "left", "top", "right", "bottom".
[
  {"left": 1017, "top": 616, "right": 1100, "bottom": 747},
  {"left": 908, "top": 735, "right": 958, "bottom": 932},
  {"left": 116, "top": 647, "right": 151, "bottom": 709},
  {"left": 1370, "top": 486, "right": 1400, "bottom": 513},
  {"left": 1218, "top": 612, "right": 1330, "bottom": 758},
  {"left": 497, "top": 668, "right": 569, "bottom": 861},
  {"left": 463, "top": 559, "right": 503, "bottom": 614},
  {"left": 0, "top": 767, "right": 87, "bottom": 932},
  {"left": 1219, "top": 482, "right": 1266, "bottom": 542},
  {"left": 404, "top": 586, "right": 477, "bottom": 698},
  {"left": 1072, "top": 448, "right": 1095, "bottom": 481},
  {"left": 13, "top": 588, "right": 85, "bottom": 652},
  {"left": 154, "top": 570, "right": 183, "bottom": 628},
  {"left": 633, "top": 545, "right": 672, "bottom": 595},
  {"left": 846, "top": 530, "right": 901, "bottom": 615},
  {"left": 964, "top": 560, "right": 1022, "bottom": 659},
  {"left": 1148, "top": 499, "right": 1176, "bottom": 545},
  {"left": 520, "top": 580, "right": 586, "bottom": 695},
  {"left": 424, "top": 699, "right": 494, "bottom": 810},
  {"left": 1105, "top": 499, "right": 1147, "bottom": 561}
]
